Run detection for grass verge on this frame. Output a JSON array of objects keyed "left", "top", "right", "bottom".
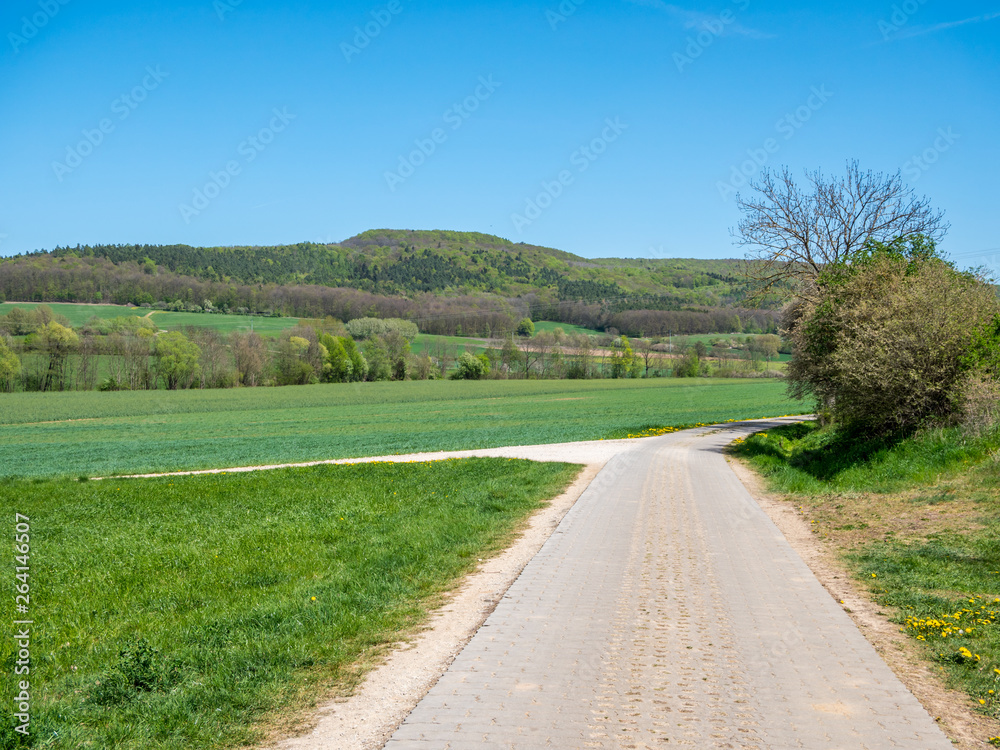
[
  {"left": 732, "top": 422, "right": 1000, "bottom": 744},
  {"left": 0, "top": 458, "right": 579, "bottom": 749}
]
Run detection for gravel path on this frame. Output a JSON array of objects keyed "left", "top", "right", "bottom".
[
  {"left": 384, "top": 419, "right": 952, "bottom": 749},
  {"left": 115, "top": 438, "right": 645, "bottom": 479}
]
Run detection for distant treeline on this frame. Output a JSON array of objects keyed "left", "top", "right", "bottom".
[
  {"left": 0, "top": 254, "right": 779, "bottom": 337},
  {"left": 0, "top": 306, "right": 781, "bottom": 394}
]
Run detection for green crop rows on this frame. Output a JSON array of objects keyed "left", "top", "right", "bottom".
[{"left": 0, "top": 379, "right": 803, "bottom": 479}]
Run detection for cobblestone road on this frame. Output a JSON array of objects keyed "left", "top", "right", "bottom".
[{"left": 385, "top": 420, "right": 953, "bottom": 749}]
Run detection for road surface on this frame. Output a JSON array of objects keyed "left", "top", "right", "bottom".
[{"left": 385, "top": 419, "right": 952, "bottom": 749}]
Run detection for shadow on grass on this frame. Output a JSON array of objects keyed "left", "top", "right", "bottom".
[{"left": 733, "top": 421, "right": 909, "bottom": 484}]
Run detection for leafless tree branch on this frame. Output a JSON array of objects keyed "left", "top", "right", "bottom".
[{"left": 734, "top": 160, "right": 949, "bottom": 303}]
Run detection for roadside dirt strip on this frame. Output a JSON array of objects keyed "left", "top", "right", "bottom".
[{"left": 379, "top": 420, "right": 951, "bottom": 750}]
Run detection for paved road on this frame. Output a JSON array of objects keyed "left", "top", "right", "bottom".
[{"left": 385, "top": 419, "right": 953, "bottom": 749}]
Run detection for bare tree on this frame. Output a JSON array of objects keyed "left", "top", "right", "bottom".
[
  {"left": 735, "top": 160, "right": 948, "bottom": 301},
  {"left": 232, "top": 331, "right": 267, "bottom": 387}
]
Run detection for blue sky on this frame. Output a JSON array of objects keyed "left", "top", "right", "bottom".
[{"left": 0, "top": 0, "right": 997, "bottom": 264}]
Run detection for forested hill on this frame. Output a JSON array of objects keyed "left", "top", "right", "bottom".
[
  {"left": 1, "top": 230, "right": 783, "bottom": 336},
  {"left": 32, "top": 229, "right": 748, "bottom": 307}
]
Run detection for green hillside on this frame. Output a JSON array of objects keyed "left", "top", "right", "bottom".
[
  {"left": 1, "top": 230, "right": 782, "bottom": 336},
  {"left": 38, "top": 229, "right": 747, "bottom": 306}
]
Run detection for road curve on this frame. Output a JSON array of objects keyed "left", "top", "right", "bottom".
[{"left": 385, "top": 419, "right": 952, "bottom": 749}]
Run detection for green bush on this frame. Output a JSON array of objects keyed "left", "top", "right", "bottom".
[
  {"left": 452, "top": 352, "right": 490, "bottom": 380},
  {"left": 787, "top": 240, "right": 1000, "bottom": 434},
  {"left": 345, "top": 317, "right": 419, "bottom": 341}
]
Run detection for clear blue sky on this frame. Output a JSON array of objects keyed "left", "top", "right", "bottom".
[{"left": 1, "top": 0, "right": 997, "bottom": 265}]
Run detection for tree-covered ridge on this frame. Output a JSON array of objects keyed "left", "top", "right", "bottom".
[{"left": 32, "top": 229, "right": 750, "bottom": 306}]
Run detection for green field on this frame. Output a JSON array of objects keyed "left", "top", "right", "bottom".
[
  {"left": 0, "top": 458, "right": 578, "bottom": 748},
  {"left": 0, "top": 379, "right": 804, "bottom": 479},
  {"left": 149, "top": 310, "right": 302, "bottom": 336},
  {"left": 0, "top": 302, "right": 301, "bottom": 337},
  {"left": 1, "top": 302, "right": 149, "bottom": 327},
  {"left": 532, "top": 321, "right": 604, "bottom": 337},
  {"left": 409, "top": 333, "right": 488, "bottom": 356}
]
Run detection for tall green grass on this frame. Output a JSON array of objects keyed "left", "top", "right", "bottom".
[
  {"left": 0, "top": 458, "right": 579, "bottom": 749},
  {"left": 732, "top": 421, "right": 991, "bottom": 494}
]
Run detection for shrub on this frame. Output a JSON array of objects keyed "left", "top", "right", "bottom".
[
  {"left": 959, "top": 372, "right": 1000, "bottom": 436},
  {"left": 787, "top": 247, "right": 1000, "bottom": 434},
  {"left": 452, "top": 352, "right": 490, "bottom": 380},
  {"left": 346, "top": 317, "right": 419, "bottom": 341}
]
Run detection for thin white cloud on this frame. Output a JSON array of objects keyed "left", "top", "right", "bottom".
[
  {"left": 624, "top": 0, "right": 773, "bottom": 39},
  {"left": 888, "top": 10, "right": 1000, "bottom": 40}
]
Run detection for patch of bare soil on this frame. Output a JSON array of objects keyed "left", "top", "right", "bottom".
[
  {"left": 728, "top": 457, "right": 1000, "bottom": 750},
  {"left": 258, "top": 463, "right": 602, "bottom": 750}
]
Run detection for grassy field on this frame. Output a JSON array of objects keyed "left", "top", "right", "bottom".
[
  {"left": 149, "top": 311, "right": 301, "bottom": 337},
  {"left": 0, "top": 458, "right": 578, "bottom": 749},
  {"left": 409, "top": 333, "right": 487, "bottom": 356},
  {"left": 1, "top": 302, "right": 149, "bottom": 327},
  {"left": 0, "top": 379, "right": 804, "bottom": 479},
  {"left": 532, "top": 321, "right": 604, "bottom": 337},
  {"left": 0, "top": 302, "right": 300, "bottom": 337},
  {"left": 733, "top": 423, "right": 1000, "bottom": 742}
]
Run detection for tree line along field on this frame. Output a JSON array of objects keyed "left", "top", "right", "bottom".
[
  {"left": 0, "top": 378, "right": 804, "bottom": 479},
  {"left": 0, "top": 301, "right": 787, "bottom": 395}
]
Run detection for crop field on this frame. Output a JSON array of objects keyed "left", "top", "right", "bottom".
[
  {"left": 0, "top": 302, "right": 301, "bottom": 336},
  {"left": 149, "top": 310, "right": 302, "bottom": 336},
  {"left": 409, "top": 333, "right": 488, "bottom": 356},
  {"left": 532, "top": 321, "right": 604, "bottom": 337},
  {"left": 0, "top": 302, "right": 149, "bottom": 327},
  {"left": 0, "top": 458, "right": 578, "bottom": 748},
  {"left": 0, "top": 379, "right": 804, "bottom": 479}
]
